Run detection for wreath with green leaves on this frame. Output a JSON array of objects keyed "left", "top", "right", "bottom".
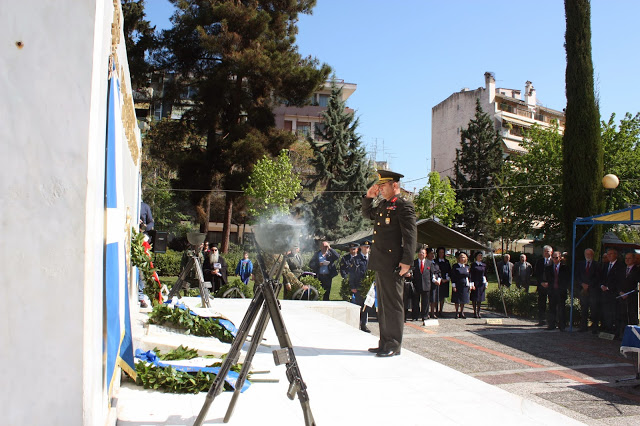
[
  {"left": 215, "top": 277, "right": 254, "bottom": 298},
  {"left": 283, "top": 275, "right": 325, "bottom": 300},
  {"left": 339, "top": 270, "right": 375, "bottom": 301},
  {"left": 147, "top": 304, "right": 234, "bottom": 343},
  {"left": 131, "top": 345, "right": 244, "bottom": 394}
]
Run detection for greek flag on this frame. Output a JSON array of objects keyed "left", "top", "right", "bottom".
[{"left": 105, "top": 62, "right": 136, "bottom": 398}]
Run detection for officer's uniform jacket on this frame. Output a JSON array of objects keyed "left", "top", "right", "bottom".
[
  {"left": 362, "top": 195, "right": 417, "bottom": 273},
  {"left": 340, "top": 253, "right": 368, "bottom": 290}
]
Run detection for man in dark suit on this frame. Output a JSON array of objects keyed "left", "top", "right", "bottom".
[
  {"left": 542, "top": 250, "right": 570, "bottom": 330},
  {"left": 362, "top": 169, "right": 417, "bottom": 357},
  {"left": 309, "top": 240, "right": 340, "bottom": 301},
  {"left": 340, "top": 242, "right": 370, "bottom": 332},
  {"left": 412, "top": 247, "right": 431, "bottom": 321},
  {"left": 600, "top": 247, "right": 625, "bottom": 334},
  {"left": 618, "top": 252, "right": 640, "bottom": 337},
  {"left": 534, "top": 245, "right": 553, "bottom": 326},
  {"left": 575, "top": 248, "right": 600, "bottom": 332},
  {"left": 514, "top": 254, "right": 533, "bottom": 291},
  {"left": 497, "top": 254, "right": 514, "bottom": 287}
]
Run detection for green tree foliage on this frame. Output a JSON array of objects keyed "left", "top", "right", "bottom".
[
  {"left": 563, "top": 0, "right": 603, "bottom": 250},
  {"left": 504, "top": 113, "right": 640, "bottom": 247},
  {"left": 503, "top": 123, "right": 564, "bottom": 244},
  {"left": 601, "top": 113, "right": 640, "bottom": 211},
  {"left": 306, "top": 81, "right": 372, "bottom": 240},
  {"left": 413, "top": 171, "right": 462, "bottom": 226},
  {"left": 243, "top": 150, "right": 302, "bottom": 218},
  {"left": 454, "top": 99, "right": 504, "bottom": 242},
  {"left": 152, "top": 0, "right": 330, "bottom": 251},
  {"left": 121, "top": 0, "right": 156, "bottom": 86}
]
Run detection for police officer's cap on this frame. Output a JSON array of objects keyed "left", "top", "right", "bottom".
[
  {"left": 377, "top": 169, "right": 404, "bottom": 184},
  {"left": 349, "top": 242, "right": 359, "bottom": 249},
  {"left": 360, "top": 240, "right": 371, "bottom": 247}
]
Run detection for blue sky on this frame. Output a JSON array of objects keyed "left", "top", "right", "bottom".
[{"left": 144, "top": 0, "right": 640, "bottom": 190}]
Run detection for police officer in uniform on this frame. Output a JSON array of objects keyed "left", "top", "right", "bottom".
[
  {"left": 362, "top": 170, "right": 417, "bottom": 357},
  {"left": 340, "top": 242, "right": 370, "bottom": 332}
]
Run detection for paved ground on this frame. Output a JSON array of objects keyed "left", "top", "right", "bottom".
[
  {"left": 117, "top": 299, "right": 585, "bottom": 425},
  {"left": 365, "top": 304, "right": 640, "bottom": 425}
]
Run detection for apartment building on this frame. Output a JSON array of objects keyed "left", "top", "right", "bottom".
[
  {"left": 431, "top": 72, "right": 565, "bottom": 179},
  {"left": 133, "top": 75, "right": 357, "bottom": 140},
  {"left": 273, "top": 79, "right": 357, "bottom": 141}
]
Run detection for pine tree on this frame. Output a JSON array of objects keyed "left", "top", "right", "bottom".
[
  {"left": 563, "top": 0, "right": 604, "bottom": 250},
  {"left": 306, "top": 81, "right": 372, "bottom": 240},
  {"left": 121, "top": 0, "right": 156, "bottom": 87},
  {"left": 454, "top": 99, "right": 504, "bottom": 242},
  {"left": 152, "top": 0, "right": 330, "bottom": 251}
]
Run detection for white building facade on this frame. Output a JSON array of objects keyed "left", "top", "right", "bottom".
[
  {"left": 431, "top": 72, "right": 565, "bottom": 180},
  {"left": 1, "top": 1, "right": 141, "bottom": 424}
]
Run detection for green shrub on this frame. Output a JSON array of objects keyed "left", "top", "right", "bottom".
[
  {"left": 224, "top": 243, "right": 251, "bottom": 277},
  {"left": 486, "top": 286, "right": 537, "bottom": 318},
  {"left": 565, "top": 295, "right": 582, "bottom": 325},
  {"left": 153, "top": 249, "right": 182, "bottom": 276}
]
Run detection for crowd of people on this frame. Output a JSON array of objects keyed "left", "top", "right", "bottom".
[
  {"left": 143, "top": 169, "right": 640, "bottom": 355},
  {"left": 534, "top": 245, "right": 640, "bottom": 337}
]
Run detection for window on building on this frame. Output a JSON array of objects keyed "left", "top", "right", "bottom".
[
  {"left": 318, "top": 94, "right": 329, "bottom": 107},
  {"left": 297, "top": 122, "right": 311, "bottom": 137},
  {"left": 511, "top": 125, "right": 524, "bottom": 137},
  {"left": 284, "top": 120, "right": 293, "bottom": 131}
]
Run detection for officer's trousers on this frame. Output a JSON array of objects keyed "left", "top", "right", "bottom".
[{"left": 375, "top": 269, "right": 404, "bottom": 352}]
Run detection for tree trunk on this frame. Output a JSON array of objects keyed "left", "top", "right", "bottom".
[
  {"left": 222, "top": 195, "right": 233, "bottom": 253},
  {"left": 196, "top": 192, "right": 211, "bottom": 234}
]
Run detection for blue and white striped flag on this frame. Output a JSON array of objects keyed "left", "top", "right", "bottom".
[{"left": 105, "top": 62, "right": 136, "bottom": 397}]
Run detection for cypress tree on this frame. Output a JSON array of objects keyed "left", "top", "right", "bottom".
[
  {"left": 306, "top": 81, "right": 372, "bottom": 240},
  {"left": 563, "top": 0, "right": 603, "bottom": 250},
  {"left": 454, "top": 99, "right": 504, "bottom": 242}
]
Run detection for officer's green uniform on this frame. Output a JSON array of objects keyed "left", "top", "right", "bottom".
[{"left": 362, "top": 170, "right": 416, "bottom": 353}]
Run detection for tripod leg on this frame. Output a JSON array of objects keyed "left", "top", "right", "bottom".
[
  {"left": 168, "top": 257, "right": 195, "bottom": 300},
  {"left": 263, "top": 281, "right": 316, "bottom": 426},
  {"left": 193, "top": 286, "right": 265, "bottom": 426},
  {"left": 223, "top": 286, "right": 278, "bottom": 423},
  {"left": 193, "top": 260, "right": 210, "bottom": 308}
]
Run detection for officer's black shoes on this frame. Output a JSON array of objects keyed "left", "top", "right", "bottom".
[
  {"left": 368, "top": 347, "right": 381, "bottom": 353},
  {"left": 360, "top": 325, "right": 371, "bottom": 333},
  {"left": 376, "top": 349, "right": 401, "bottom": 357}
]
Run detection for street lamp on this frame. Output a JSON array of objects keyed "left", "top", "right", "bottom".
[
  {"left": 602, "top": 174, "right": 619, "bottom": 190},
  {"left": 602, "top": 173, "right": 619, "bottom": 211}
]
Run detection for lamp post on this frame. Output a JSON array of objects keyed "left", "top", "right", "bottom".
[{"left": 602, "top": 173, "right": 619, "bottom": 211}]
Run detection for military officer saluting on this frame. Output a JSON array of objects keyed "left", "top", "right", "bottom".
[
  {"left": 362, "top": 169, "right": 417, "bottom": 357},
  {"left": 340, "top": 242, "right": 370, "bottom": 332}
]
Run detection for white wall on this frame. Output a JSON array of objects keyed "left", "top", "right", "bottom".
[
  {"left": 431, "top": 87, "right": 486, "bottom": 180},
  {"left": 0, "top": 1, "right": 141, "bottom": 424}
]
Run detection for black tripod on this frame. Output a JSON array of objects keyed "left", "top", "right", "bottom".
[
  {"left": 167, "top": 251, "right": 211, "bottom": 308},
  {"left": 193, "top": 243, "right": 315, "bottom": 426}
]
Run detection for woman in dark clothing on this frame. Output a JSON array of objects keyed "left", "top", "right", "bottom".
[
  {"left": 435, "top": 247, "right": 452, "bottom": 316},
  {"left": 469, "top": 252, "right": 488, "bottom": 318},
  {"left": 451, "top": 251, "right": 470, "bottom": 319}
]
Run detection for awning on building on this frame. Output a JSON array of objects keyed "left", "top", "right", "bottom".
[{"left": 502, "top": 139, "right": 527, "bottom": 154}]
